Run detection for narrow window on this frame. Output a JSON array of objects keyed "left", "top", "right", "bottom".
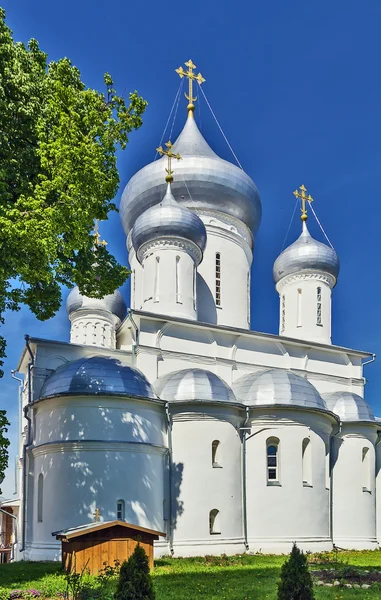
[
  {"left": 215, "top": 253, "right": 221, "bottom": 306},
  {"left": 362, "top": 447, "right": 371, "bottom": 492},
  {"left": 317, "top": 287, "right": 322, "bottom": 325},
  {"left": 302, "top": 438, "right": 312, "bottom": 486},
  {"left": 116, "top": 499, "right": 125, "bottom": 520},
  {"left": 153, "top": 257, "right": 160, "bottom": 302},
  {"left": 267, "top": 438, "right": 279, "bottom": 483},
  {"left": 193, "top": 265, "right": 197, "bottom": 311},
  {"left": 132, "top": 269, "right": 136, "bottom": 306},
  {"left": 209, "top": 509, "right": 221, "bottom": 534},
  {"left": 297, "top": 288, "right": 302, "bottom": 327},
  {"left": 176, "top": 256, "right": 181, "bottom": 303},
  {"left": 212, "top": 440, "right": 221, "bottom": 468},
  {"left": 247, "top": 271, "right": 251, "bottom": 324},
  {"left": 325, "top": 442, "right": 330, "bottom": 490},
  {"left": 37, "top": 473, "right": 43, "bottom": 522},
  {"left": 281, "top": 295, "right": 286, "bottom": 333}
]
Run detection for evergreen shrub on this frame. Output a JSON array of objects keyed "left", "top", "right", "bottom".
[
  {"left": 277, "top": 543, "right": 315, "bottom": 600},
  {"left": 114, "top": 544, "right": 155, "bottom": 600}
]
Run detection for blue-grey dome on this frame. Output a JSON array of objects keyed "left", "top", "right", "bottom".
[
  {"left": 66, "top": 286, "right": 127, "bottom": 322},
  {"left": 233, "top": 369, "right": 326, "bottom": 410},
  {"left": 273, "top": 222, "right": 340, "bottom": 285},
  {"left": 131, "top": 183, "right": 207, "bottom": 263},
  {"left": 154, "top": 368, "right": 237, "bottom": 403},
  {"left": 121, "top": 112, "right": 262, "bottom": 238},
  {"left": 322, "top": 391, "right": 375, "bottom": 422},
  {"left": 40, "top": 356, "right": 155, "bottom": 400}
]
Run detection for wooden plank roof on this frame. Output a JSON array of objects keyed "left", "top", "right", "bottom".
[{"left": 52, "top": 520, "right": 166, "bottom": 541}]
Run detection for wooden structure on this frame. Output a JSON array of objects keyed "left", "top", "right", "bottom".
[{"left": 53, "top": 520, "right": 165, "bottom": 574}]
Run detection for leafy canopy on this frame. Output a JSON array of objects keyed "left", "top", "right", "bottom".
[{"left": 0, "top": 8, "right": 147, "bottom": 375}]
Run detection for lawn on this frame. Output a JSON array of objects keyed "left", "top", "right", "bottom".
[{"left": 1, "top": 551, "right": 381, "bottom": 599}]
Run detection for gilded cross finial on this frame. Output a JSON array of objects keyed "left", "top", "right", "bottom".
[
  {"left": 92, "top": 220, "right": 108, "bottom": 251},
  {"left": 93, "top": 508, "right": 101, "bottom": 523},
  {"left": 293, "top": 184, "right": 313, "bottom": 222},
  {"left": 156, "top": 140, "right": 182, "bottom": 183},
  {"left": 175, "top": 59, "right": 206, "bottom": 113}
]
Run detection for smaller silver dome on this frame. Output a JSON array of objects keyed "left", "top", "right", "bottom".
[
  {"left": 154, "top": 368, "right": 237, "bottom": 403},
  {"left": 40, "top": 356, "right": 155, "bottom": 399},
  {"left": 273, "top": 222, "right": 340, "bottom": 285},
  {"left": 66, "top": 286, "right": 127, "bottom": 321},
  {"left": 233, "top": 369, "right": 326, "bottom": 410},
  {"left": 131, "top": 183, "right": 207, "bottom": 263},
  {"left": 323, "top": 391, "right": 375, "bottom": 422}
]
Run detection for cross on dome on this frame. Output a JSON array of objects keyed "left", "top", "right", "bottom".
[
  {"left": 293, "top": 184, "right": 313, "bottom": 222},
  {"left": 92, "top": 219, "right": 108, "bottom": 251},
  {"left": 156, "top": 140, "right": 182, "bottom": 183},
  {"left": 175, "top": 59, "right": 206, "bottom": 113}
]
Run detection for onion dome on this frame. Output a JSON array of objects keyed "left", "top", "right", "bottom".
[
  {"left": 233, "top": 369, "right": 327, "bottom": 410},
  {"left": 154, "top": 368, "right": 237, "bottom": 403},
  {"left": 273, "top": 222, "right": 340, "bottom": 285},
  {"left": 323, "top": 391, "right": 375, "bottom": 422},
  {"left": 120, "top": 112, "right": 262, "bottom": 238},
  {"left": 131, "top": 182, "right": 207, "bottom": 263},
  {"left": 66, "top": 286, "right": 127, "bottom": 322},
  {"left": 40, "top": 356, "right": 155, "bottom": 400}
]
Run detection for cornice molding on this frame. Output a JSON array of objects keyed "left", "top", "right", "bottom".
[
  {"left": 31, "top": 439, "right": 167, "bottom": 458},
  {"left": 138, "top": 237, "right": 202, "bottom": 265},
  {"left": 276, "top": 271, "right": 336, "bottom": 292}
]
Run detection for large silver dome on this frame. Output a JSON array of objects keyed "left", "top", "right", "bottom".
[
  {"left": 120, "top": 112, "right": 262, "bottom": 237},
  {"left": 273, "top": 222, "right": 340, "bottom": 285},
  {"left": 131, "top": 183, "right": 207, "bottom": 262},
  {"left": 233, "top": 369, "right": 326, "bottom": 410},
  {"left": 66, "top": 286, "right": 127, "bottom": 321},
  {"left": 154, "top": 368, "right": 237, "bottom": 403},
  {"left": 323, "top": 391, "right": 375, "bottom": 422},
  {"left": 40, "top": 356, "right": 155, "bottom": 399}
]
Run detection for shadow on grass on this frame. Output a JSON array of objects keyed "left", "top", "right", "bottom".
[{"left": 0, "top": 562, "right": 64, "bottom": 589}]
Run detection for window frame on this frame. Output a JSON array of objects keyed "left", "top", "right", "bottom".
[
  {"left": 266, "top": 438, "right": 280, "bottom": 486},
  {"left": 209, "top": 509, "right": 221, "bottom": 535},
  {"left": 212, "top": 440, "right": 222, "bottom": 468},
  {"left": 215, "top": 252, "right": 221, "bottom": 307},
  {"left": 317, "top": 286, "right": 322, "bottom": 326},
  {"left": 37, "top": 473, "right": 43, "bottom": 523},
  {"left": 116, "top": 499, "right": 125, "bottom": 521}
]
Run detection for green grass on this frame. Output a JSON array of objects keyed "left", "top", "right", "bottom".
[{"left": 1, "top": 551, "right": 381, "bottom": 599}]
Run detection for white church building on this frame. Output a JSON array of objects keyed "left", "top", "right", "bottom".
[{"left": 2, "top": 62, "right": 381, "bottom": 561}]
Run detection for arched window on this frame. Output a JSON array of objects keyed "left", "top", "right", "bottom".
[
  {"left": 37, "top": 473, "right": 43, "bottom": 522},
  {"left": 297, "top": 288, "right": 302, "bottom": 327},
  {"left": 281, "top": 295, "right": 286, "bottom": 333},
  {"left": 362, "top": 447, "right": 371, "bottom": 492},
  {"left": 325, "top": 442, "right": 330, "bottom": 490},
  {"left": 215, "top": 253, "right": 221, "bottom": 306},
  {"left": 267, "top": 438, "right": 279, "bottom": 484},
  {"left": 247, "top": 271, "right": 251, "bottom": 325},
  {"left": 132, "top": 269, "right": 136, "bottom": 306},
  {"left": 209, "top": 509, "right": 221, "bottom": 534},
  {"left": 193, "top": 265, "right": 197, "bottom": 311},
  {"left": 154, "top": 257, "right": 160, "bottom": 302},
  {"left": 302, "top": 438, "right": 312, "bottom": 486},
  {"left": 176, "top": 256, "right": 181, "bottom": 303},
  {"left": 116, "top": 499, "right": 125, "bottom": 521},
  {"left": 317, "top": 287, "right": 322, "bottom": 325},
  {"left": 212, "top": 440, "right": 221, "bottom": 468}
]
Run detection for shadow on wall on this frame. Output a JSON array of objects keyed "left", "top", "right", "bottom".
[{"left": 196, "top": 274, "right": 217, "bottom": 324}]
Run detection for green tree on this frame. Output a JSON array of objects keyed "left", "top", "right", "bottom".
[
  {"left": 115, "top": 544, "right": 155, "bottom": 600},
  {"left": 0, "top": 8, "right": 147, "bottom": 375},
  {"left": 0, "top": 410, "right": 10, "bottom": 495},
  {"left": 277, "top": 543, "right": 315, "bottom": 600}
]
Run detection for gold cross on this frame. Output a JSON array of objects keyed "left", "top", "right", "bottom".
[
  {"left": 93, "top": 508, "right": 101, "bottom": 522},
  {"left": 92, "top": 220, "right": 108, "bottom": 251},
  {"left": 175, "top": 59, "right": 206, "bottom": 112},
  {"left": 293, "top": 184, "right": 313, "bottom": 222},
  {"left": 156, "top": 140, "right": 182, "bottom": 183}
]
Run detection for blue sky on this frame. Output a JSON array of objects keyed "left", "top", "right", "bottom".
[{"left": 1, "top": 0, "right": 381, "bottom": 497}]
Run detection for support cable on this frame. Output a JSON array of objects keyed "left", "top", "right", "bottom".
[
  {"left": 169, "top": 80, "right": 183, "bottom": 142},
  {"left": 280, "top": 198, "right": 299, "bottom": 252},
  {"left": 154, "top": 80, "right": 183, "bottom": 161},
  {"left": 198, "top": 84, "right": 244, "bottom": 170},
  {"left": 309, "top": 203, "right": 335, "bottom": 249}
]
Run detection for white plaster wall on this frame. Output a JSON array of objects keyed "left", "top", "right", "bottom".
[
  {"left": 69, "top": 312, "right": 117, "bottom": 349},
  {"left": 26, "top": 443, "right": 166, "bottom": 561},
  {"left": 128, "top": 247, "right": 143, "bottom": 310},
  {"left": 141, "top": 245, "right": 197, "bottom": 320},
  {"left": 197, "top": 219, "right": 252, "bottom": 329},
  {"left": 332, "top": 424, "right": 378, "bottom": 549},
  {"left": 376, "top": 440, "right": 381, "bottom": 544},
  {"left": 168, "top": 406, "right": 245, "bottom": 556},
  {"left": 246, "top": 409, "right": 334, "bottom": 553},
  {"left": 277, "top": 274, "right": 333, "bottom": 344}
]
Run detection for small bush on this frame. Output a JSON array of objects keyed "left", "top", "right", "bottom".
[
  {"left": 277, "top": 543, "right": 315, "bottom": 600},
  {"left": 115, "top": 544, "right": 155, "bottom": 600}
]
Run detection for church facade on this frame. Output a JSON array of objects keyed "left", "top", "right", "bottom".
[{"left": 3, "top": 62, "right": 380, "bottom": 561}]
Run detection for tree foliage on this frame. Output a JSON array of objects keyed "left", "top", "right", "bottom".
[
  {"left": 0, "top": 410, "right": 10, "bottom": 495},
  {"left": 0, "top": 8, "right": 147, "bottom": 374},
  {"left": 115, "top": 544, "right": 155, "bottom": 600},
  {"left": 277, "top": 543, "right": 315, "bottom": 600}
]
